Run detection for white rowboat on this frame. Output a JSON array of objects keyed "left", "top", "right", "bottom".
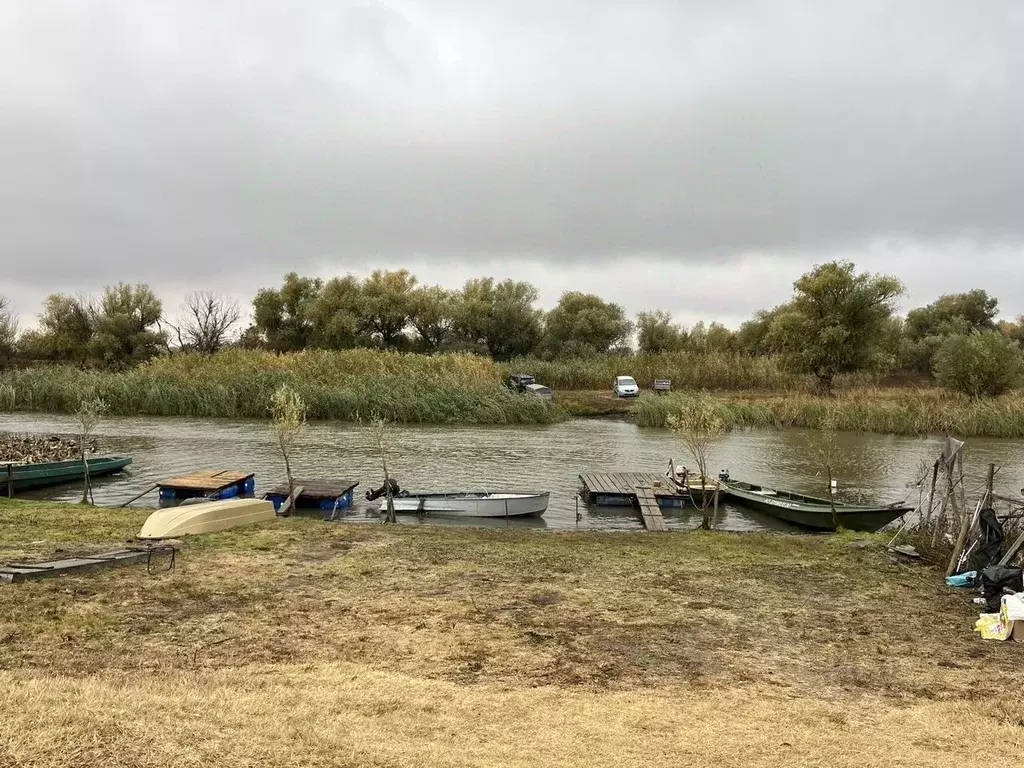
[{"left": 382, "top": 492, "right": 549, "bottom": 518}]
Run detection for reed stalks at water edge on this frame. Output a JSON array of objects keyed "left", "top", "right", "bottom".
[
  {"left": 4, "top": 348, "right": 1024, "bottom": 435},
  {"left": 634, "top": 388, "right": 1024, "bottom": 437},
  {"left": 0, "top": 354, "right": 559, "bottom": 425}
]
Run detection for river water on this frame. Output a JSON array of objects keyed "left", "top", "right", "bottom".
[{"left": 4, "top": 413, "right": 1024, "bottom": 532}]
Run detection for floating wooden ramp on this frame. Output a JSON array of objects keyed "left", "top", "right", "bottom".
[{"left": 633, "top": 485, "right": 668, "bottom": 531}]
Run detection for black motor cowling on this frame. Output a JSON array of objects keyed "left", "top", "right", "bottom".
[{"left": 365, "top": 478, "right": 401, "bottom": 501}]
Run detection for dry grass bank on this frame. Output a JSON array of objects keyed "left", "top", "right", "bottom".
[{"left": 1, "top": 500, "right": 1022, "bottom": 767}]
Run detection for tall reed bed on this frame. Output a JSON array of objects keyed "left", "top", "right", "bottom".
[
  {"left": 503, "top": 352, "right": 884, "bottom": 392},
  {"left": 634, "top": 388, "right": 1024, "bottom": 437},
  {"left": 0, "top": 359, "right": 557, "bottom": 425}
]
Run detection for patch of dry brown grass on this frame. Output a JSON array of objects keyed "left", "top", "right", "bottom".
[
  {"left": 1, "top": 499, "right": 1022, "bottom": 766},
  {"left": 4, "top": 666, "right": 1022, "bottom": 768}
]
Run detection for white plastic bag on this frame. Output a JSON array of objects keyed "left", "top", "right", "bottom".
[{"left": 1002, "top": 593, "right": 1024, "bottom": 622}]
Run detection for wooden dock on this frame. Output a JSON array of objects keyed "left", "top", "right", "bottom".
[
  {"left": 264, "top": 479, "right": 359, "bottom": 513},
  {"left": 158, "top": 469, "right": 254, "bottom": 500},
  {"left": 579, "top": 471, "right": 683, "bottom": 530}
]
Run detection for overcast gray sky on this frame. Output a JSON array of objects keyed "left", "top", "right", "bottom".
[{"left": 1, "top": 1, "right": 1022, "bottom": 330}]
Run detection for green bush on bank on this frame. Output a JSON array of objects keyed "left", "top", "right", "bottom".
[{"left": 933, "top": 331, "right": 1024, "bottom": 398}]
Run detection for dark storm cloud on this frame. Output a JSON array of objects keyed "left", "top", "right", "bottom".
[{"left": 1, "top": 0, "right": 1022, "bottom": 319}]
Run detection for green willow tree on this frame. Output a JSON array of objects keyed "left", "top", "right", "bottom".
[
  {"left": 307, "top": 275, "right": 362, "bottom": 349},
  {"left": 91, "top": 283, "right": 167, "bottom": 368},
  {"left": 36, "top": 293, "right": 95, "bottom": 364},
  {"left": 408, "top": 284, "right": 459, "bottom": 352},
  {"left": 542, "top": 291, "right": 632, "bottom": 358},
  {"left": 636, "top": 310, "right": 687, "bottom": 354},
  {"left": 358, "top": 269, "right": 417, "bottom": 348},
  {"left": 934, "top": 331, "right": 1024, "bottom": 398},
  {"left": 766, "top": 261, "right": 903, "bottom": 394},
  {"left": 903, "top": 289, "right": 1000, "bottom": 375},
  {"left": 457, "top": 277, "right": 543, "bottom": 359},
  {"left": 252, "top": 273, "right": 323, "bottom": 352}
]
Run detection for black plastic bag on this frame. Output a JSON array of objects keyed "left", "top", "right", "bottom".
[
  {"left": 968, "top": 508, "right": 1005, "bottom": 572},
  {"left": 980, "top": 565, "right": 1023, "bottom": 613}
]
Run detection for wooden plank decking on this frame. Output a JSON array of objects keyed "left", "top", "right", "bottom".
[
  {"left": 264, "top": 479, "right": 359, "bottom": 501},
  {"left": 579, "top": 472, "right": 677, "bottom": 531},
  {"left": 579, "top": 472, "right": 675, "bottom": 496},
  {"left": 158, "top": 470, "right": 253, "bottom": 492},
  {"left": 634, "top": 485, "right": 668, "bottom": 531}
]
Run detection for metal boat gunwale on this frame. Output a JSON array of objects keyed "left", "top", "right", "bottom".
[{"left": 725, "top": 480, "right": 909, "bottom": 513}]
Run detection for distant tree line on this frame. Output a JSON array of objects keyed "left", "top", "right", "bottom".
[{"left": 3, "top": 261, "right": 1024, "bottom": 397}]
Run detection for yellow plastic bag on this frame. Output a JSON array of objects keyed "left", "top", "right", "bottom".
[{"left": 975, "top": 612, "right": 1012, "bottom": 641}]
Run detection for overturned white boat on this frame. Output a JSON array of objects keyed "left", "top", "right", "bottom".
[
  {"left": 382, "top": 491, "right": 549, "bottom": 518},
  {"left": 138, "top": 498, "right": 276, "bottom": 539}
]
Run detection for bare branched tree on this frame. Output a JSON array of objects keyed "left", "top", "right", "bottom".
[
  {"left": 270, "top": 384, "right": 306, "bottom": 513},
  {"left": 168, "top": 291, "right": 242, "bottom": 354},
  {"left": 667, "top": 396, "right": 728, "bottom": 530},
  {"left": 76, "top": 398, "right": 106, "bottom": 505},
  {"left": 367, "top": 415, "right": 398, "bottom": 523}
]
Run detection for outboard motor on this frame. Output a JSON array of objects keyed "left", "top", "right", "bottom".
[
  {"left": 718, "top": 470, "right": 730, "bottom": 482},
  {"left": 366, "top": 478, "right": 401, "bottom": 501}
]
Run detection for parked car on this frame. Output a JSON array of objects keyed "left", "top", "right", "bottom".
[
  {"left": 613, "top": 375, "right": 639, "bottom": 398},
  {"left": 508, "top": 373, "right": 536, "bottom": 392},
  {"left": 523, "top": 383, "right": 553, "bottom": 399}
]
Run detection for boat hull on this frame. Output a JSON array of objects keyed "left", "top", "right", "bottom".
[
  {"left": 723, "top": 481, "right": 911, "bottom": 532},
  {"left": 386, "top": 492, "right": 549, "bottom": 518},
  {"left": 0, "top": 456, "right": 133, "bottom": 494},
  {"left": 138, "top": 498, "right": 276, "bottom": 539}
]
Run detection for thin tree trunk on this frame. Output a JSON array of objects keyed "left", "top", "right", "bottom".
[
  {"left": 828, "top": 464, "right": 838, "bottom": 530},
  {"left": 80, "top": 449, "right": 92, "bottom": 505},
  {"left": 382, "top": 459, "right": 395, "bottom": 524}
]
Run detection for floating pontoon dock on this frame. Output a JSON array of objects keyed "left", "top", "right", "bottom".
[
  {"left": 264, "top": 479, "right": 359, "bottom": 514},
  {"left": 579, "top": 471, "right": 688, "bottom": 531},
  {"left": 157, "top": 469, "right": 255, "bottom": 501}
]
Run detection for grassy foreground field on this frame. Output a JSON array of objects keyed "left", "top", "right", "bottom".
[{"left": 2, "top": 500, "right": 1022, "bottom": 767}]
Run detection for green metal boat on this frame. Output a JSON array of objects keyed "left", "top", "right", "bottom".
[
  {"left": 722, "top": 479, "right": 912, "bottom": 532},
  {"left": 0, "top": 456, "right": 133, "bottom": 494}
]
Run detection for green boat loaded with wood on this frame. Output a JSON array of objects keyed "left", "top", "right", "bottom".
[
  {"left": 722, "top": 477, "right": 912, "bottom": 532},
  {"left": 0, "top": 456, "right": 133, "bottom": 495}
]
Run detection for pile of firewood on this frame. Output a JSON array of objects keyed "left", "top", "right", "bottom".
[{"left": 0, "top": 433, "right": 96, "bottom": 464}]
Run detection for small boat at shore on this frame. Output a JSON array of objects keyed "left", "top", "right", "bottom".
[
  {"left": 138, "top": 498, "right": 276, "bottom": 539},
  {"left": 0, "top": 456, "right": 133, "bottom": 494},
  {"left": 382, "top": 491, "right": 549, "bottom": 518},
  {"left": 722, "top": 479, "right": 912, "bottom": 532},
  {"left": 667, "top": 460, "right": 722, "bottom": 505}
]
